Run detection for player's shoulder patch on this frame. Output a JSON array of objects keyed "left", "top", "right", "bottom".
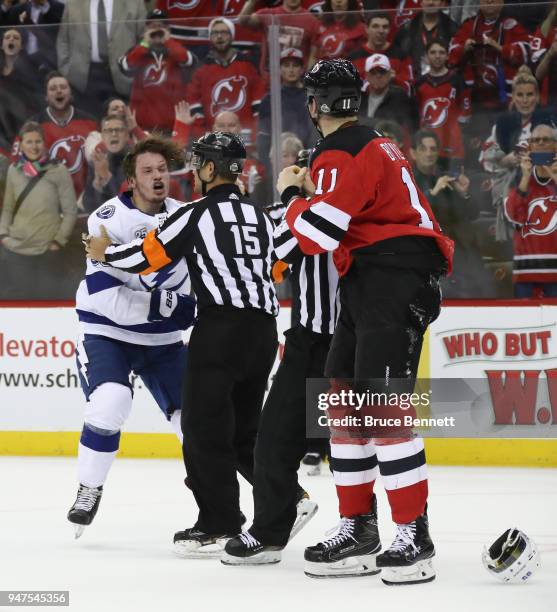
[
  {"left": 313, "top": 123, "right": 381, "bottom": 160},
  {"left": 96, "top": 204, "right": 116, "bottom": 219}
]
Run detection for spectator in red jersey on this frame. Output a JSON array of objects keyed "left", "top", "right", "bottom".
[
  {"left": 349, "top": 12, "right": 412, "bottom": 94},
  {"left": 119, "top": 9, "right": 195, "bottom": 134},
  {"left": 0, "top": 28, "right": 41, "bottom": 142},
  {"left": 534, "top": 4, "right": 557, "bottom": 107},
  {"left": 257, "top": 47, "right": 315, "bottom": 169},
  {"left": 359, "top": 53, "right": 419, "bottom": 139},
  {"left": 504, "top": 124, "right": 557, "bottom": 297},
  {"left": 370, "top": 0, "right": 422, "bottom": 30},
  {"left": 155, "top": 0, "right": 225, "bottom": 55},
  {"left": 82, "top": 115, "right": 130, "bottom": 213},
  {"left": 309, "top": 0, "right": 366, "bottom": 63},
  {"left": 6, "top": 0, "right": 64, "bottom": 75},
  {"left": 391, "top": 0, "right": 457, "bottom": 80},
  {"left": 415, "top": 40, "right": 470, "bottom": 170},
  {"left": 24, "top": 71, "right": 97, "bottom": 198},
  {"left": 0, "top": 121, "right": 77, "bottom": 299},
  {"left": 186, "top": 17, "right": 266, "bottom": 146},
  {"left": 239, "top": 0, "right": 321, "bottom": 71},
  {"left": 448, "top": 0, "right": 530, "bottom": 131},
  {"left": 410, "top": 129, "right": 489, "bottom": 297}
]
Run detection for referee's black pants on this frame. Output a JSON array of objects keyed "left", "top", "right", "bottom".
[
  {"left": 251, "top": 324, "right": 331, "bottom": 547},
  {"left": 181, "top": 306, "right": 277, "bottom": 535}
]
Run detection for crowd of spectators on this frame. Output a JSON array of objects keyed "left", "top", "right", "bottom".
[{"left": 0, "top": 0, "right": 556, "bottom": 301}]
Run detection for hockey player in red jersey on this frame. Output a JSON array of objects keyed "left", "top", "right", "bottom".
[
  {"left": 277, "top": 59, "right": 453, "bottom": 584},
  {"left": 504, "top": 124, "right": 557, "bottom": 297},
  {"left": 415, "top": 40, "right": 470, "bottom": 167}
]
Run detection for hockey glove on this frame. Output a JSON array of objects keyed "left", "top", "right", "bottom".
[{"left": 148, "top": 289, "right": 196, "bottom": 330}]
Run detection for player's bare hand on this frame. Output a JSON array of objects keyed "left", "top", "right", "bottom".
[
  {"left": 303, "top": 171, "right": 316, "bottom": 196},
  {"left": 83, "top": 225, "right": 111, "bottom": 261},
  {"left": 277, "top": 165, "right": 307, "bottom": 194}
]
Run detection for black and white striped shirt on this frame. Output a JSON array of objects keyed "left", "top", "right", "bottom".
[
  {"left": 104, "top": 185, "right": 279, "bottom": 317},
  {"left": 271, "top": 203, "right": 339, "bottom": 335}
]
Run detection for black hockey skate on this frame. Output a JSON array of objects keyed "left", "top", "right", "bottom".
[
  {"left": 376, "top": 513, "right": 436, "bottom": 585},
  {"left": 222, "top": 531, "right": 283, "bottom": 566},
  {"left": 67, "top": 484, "right": 103, "bottom": 539},
  {"left": 304, "top": 496, "right": 381, "bottom": 578},
  {"left": 173, "top": 527, "right": 233, "bottom": 559}
]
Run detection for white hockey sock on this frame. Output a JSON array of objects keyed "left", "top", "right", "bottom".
[
  {"left": 78, "top": 442, "right": 118, "bottom": 488},
  {"left": 170, "top": 410, "right": 183, "bottom": 444}
]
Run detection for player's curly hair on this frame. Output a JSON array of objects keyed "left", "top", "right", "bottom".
[{"left": 123, "top": 136, "right": 185, "bottom": 179}]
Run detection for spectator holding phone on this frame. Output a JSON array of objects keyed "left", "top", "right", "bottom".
[
  {"left": 504, "top": 124, "right": 557, "bottom": 297},
  {"left": 411, "top": 129, "right": 489, "bottom": 297},
  {"left": 119, "top": 9, "right": 194, "bottom": 134}
]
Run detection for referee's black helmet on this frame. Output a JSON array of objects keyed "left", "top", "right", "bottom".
[
  {"left": 304, "top": 59, "right": 362, "bottom": 117},
  {"left": 190, "top": 131, "right": 246, "bottom": 176}
]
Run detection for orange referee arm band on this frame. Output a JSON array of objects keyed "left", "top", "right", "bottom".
[
  {"left": 139, "top": 229, "right": 172, "bottom": 275},
  {"left": 272, "top": 260, "right": 289, "bottom": 284}
]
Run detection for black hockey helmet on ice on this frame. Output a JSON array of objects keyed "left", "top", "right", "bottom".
[
  {"left": 303, "top": 59, "right": 362, "bottom": 117},
  {"left": 190, "top": 131, "right": 246, "bottom": 176}
]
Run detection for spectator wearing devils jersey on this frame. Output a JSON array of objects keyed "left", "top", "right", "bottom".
[
  {"left": 186, "top": 18, "right": 266, "bottom": 144},
  {"left": 390, "top": 0, "right": 457, "bottom": 80},
  {"left": 309, "top": 0, "right": 367, "bottom": 64},
  {"left": 448, "top": 0, "right": 530, "bottom": 117},
  {"left": 25, "top": 72, "right": 97, "bottom": 197},
  {"left": 239, "top": 0, "right": 321, "bottom": 72},
  {"left": 156, "top": 0, "right": 224, "bottom": 51},
  {"left": 119, "top": 9, "right": 195, "bottom": 133},
  {"left": 415, "top": 40, "right": 470, "bottom": 167},
  {"left": 504, "top": 124, "right": 557, "bottom": 297},
  {"left": 348, "top": 12, "right": 412, "bottom": 95},
  {"left": 279, "top": 59, "right": 452, "bottom": 584}
]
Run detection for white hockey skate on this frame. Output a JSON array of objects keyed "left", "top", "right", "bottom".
[{"left": 173, "top": 528, "right": 231, "bottom": 559}]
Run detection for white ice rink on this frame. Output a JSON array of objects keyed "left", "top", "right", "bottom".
[{"left": 1, "top": 457, "right": 555, "bottom": 612}]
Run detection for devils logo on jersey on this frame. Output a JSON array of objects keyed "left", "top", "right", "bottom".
[
  {"left": 167, "top": 0, "right": 202, "bottom": 9},
  {"left": 210, "top": 76, "right": 248, "bottom": 117},
  {"left": 144, "top": 57, "right": 168, "bottom": 88},
  {"left": 320, "top": 33, "right": 344, "bottom": 58},
  {"left": 523, "top": 196, "right": 557, "bottom": 238},
  {"left": 422, "top": 97, "right": 451, "bottom": 129},
  {"left": 49, "top": 135, "right": 85, "bottom": 175}
]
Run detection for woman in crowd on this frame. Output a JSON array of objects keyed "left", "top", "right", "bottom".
[
  {"left": 0, "top": 28, "right": 40, "bottom": 142},
  {"left": 0, "top": 121, "right": 77, "bottom": 299},
  {"left": 480, "top": 66, "right": 555, "bottom": 239}
]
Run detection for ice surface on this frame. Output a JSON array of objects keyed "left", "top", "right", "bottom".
[{"left": 1, "top": 457, "right": 555, "bottom": 612}]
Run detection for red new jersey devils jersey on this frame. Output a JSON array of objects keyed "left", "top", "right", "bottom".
[
  {"left": 313, "top": 21, "right": 367, "bottom": 61},
  {"left": 24, "top": 108, "right": 97, "bottom": 197},
  {"left": 415, "top": 70, "right": 471, "bottom": 160},
  {"left": 121, "top": 40, "right": 193, "bottom": 131},
  {"left": 449, "top": 14, "right": 530, "bottom": 110},
  {"left": 156, "top": 0, "right": 224, "bottom": 45},
  {"left": 284, "top": 123, "right": 453, "bottom": 276},
  {"left": 186, "top": 52, "right": 267, "bottom": 142},
  {"left": 504, "top": 176, "right": 557, "bottom": 283}
]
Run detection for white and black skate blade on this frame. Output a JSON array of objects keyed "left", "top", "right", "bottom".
[
  {"left": 380, "top": 558, "right": 436, "bottom": 586},
  {"left": 221, "top": 550, "right": 282, "bottom": 566},
  {"left": 289, "top": 499, "right": 319, "bottom": 542},
  {"left": 173, "top": 537, "right": 229, "bottom": 559},
  {"left": 73, "top": 525, "right": 86, "bottom": 540},
  {"left": 304, "top": 553, "right": 381, "bottom": 579}
]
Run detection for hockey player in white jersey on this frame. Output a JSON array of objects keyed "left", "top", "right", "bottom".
[{"left": 67, "top": 138, "right": 195, "bottom": 538}]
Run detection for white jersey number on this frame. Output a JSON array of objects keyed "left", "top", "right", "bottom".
[{"left": 401, "top": 167, "right": 434, "bottom": 229}]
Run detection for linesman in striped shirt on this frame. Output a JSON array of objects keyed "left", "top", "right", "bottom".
[
  {"left": 223, "top": 149, "right": 340, "bottom": 566},
  {"left": 85, "top": 132, "right": 279, "bottom": 558}
]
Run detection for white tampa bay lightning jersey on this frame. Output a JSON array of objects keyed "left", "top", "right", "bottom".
[{"left": 76, "top": 192, "right": 191, "bottom": 346}]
